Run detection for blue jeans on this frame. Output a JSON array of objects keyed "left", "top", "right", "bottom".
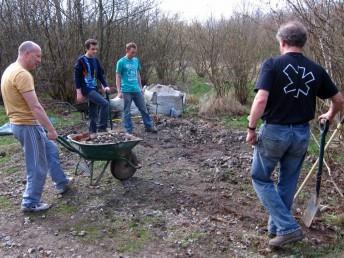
[
  {"left": 11, "top": 125, "right": 69, "bottom": 207},
  {"left": 87, "top": 90, "right": 109, "bottom": 133},
  {"left": 251, "top": 123, "right": 310, "bottom": 236},
  {"left": 123, "top": 92, "right": 153, "bottom": 133}
]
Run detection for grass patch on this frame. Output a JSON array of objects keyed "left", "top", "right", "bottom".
[
  {"left": 0, "top": 156, "right": 10, "bottom": 165},
  {"left": 47, "top": 111, "right": 82, "bottom": 130},
  {"left": 280, "top": 235, "right": 344, "bottom": 257},
  {"left": 324, "top": 214, "right": 344, "bottom": 227},
  {"left": 75, "top": 223, "right": 103, "bottom": 240},
  {"left": 308, "top": 137, "right": 319, "bottom": 156},
  {"left": 3, "top": 167, "right": 18, "bottom": 175},
  {"left": 0, "top": 105, "right": 9, "bottom": 124},
  {"left": 54, "top": 203, "right": 77, "bottom": 215},
  {"left": 188, "top": 75, "right": 211, "bottom": 97},
  {"left": 116, "top": 222, "right": 151, "bottom": 253},
  {"left": 222, "top": 115, "right": 262, "bottom": 130},
  {"left": 108, "top": 217, "right": 152, "bottom": 253},
  {"left": 0, "top": 196, "right": 13, "bottom": 209},
  {"left": 179, "top": 231, "right": 206, "bottom": 248},
  {"left": 70, "top": 216, "right": 153, "bottom": 254},
  {"left": 223, "top": 115, "right": 249, "bottom": 130},
  {"left": 0, "top": 135, "right": 16, "bottom": 146}
]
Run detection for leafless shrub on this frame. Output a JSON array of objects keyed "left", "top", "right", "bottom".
[{"left": 199, "top": 92, "right": 248, "bottom": 116}]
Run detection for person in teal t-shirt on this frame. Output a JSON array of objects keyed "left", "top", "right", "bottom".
[{"left": 115, "top": 42, "right": 157, "bottom": 134}]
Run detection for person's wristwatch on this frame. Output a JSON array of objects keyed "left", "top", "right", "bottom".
[{"left": 247, "top": 125, "right": 256, "bottom": 131}]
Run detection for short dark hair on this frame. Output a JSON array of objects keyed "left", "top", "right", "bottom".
[
  {"left": 276, "top": 21, "right": 308, "bottom": 48},
  {"left": 85, "top": 39, "right": 98, "bottom": 50},
  {"left": 126, "top": 42, "right": 137, "bottom": 51}
]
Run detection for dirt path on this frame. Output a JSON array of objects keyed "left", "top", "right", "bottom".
[{"left": 0, "top": 117, "right": 343, "bottom": 258}]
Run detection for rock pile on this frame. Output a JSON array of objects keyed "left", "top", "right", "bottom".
[{"left": 72, "top": 131, "right": 138, "bottom": 144}]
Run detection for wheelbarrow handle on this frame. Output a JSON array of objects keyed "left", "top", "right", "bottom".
[
  {"left": 316, "top": 119, "right": 329, "bottom": 198},
  {"left": 56, "top": 136, "right": 82, "bottom": 155}
]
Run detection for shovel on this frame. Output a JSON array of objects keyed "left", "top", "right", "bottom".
[{"left": 302, "top": 119, "right": 329, "bottom": 228}]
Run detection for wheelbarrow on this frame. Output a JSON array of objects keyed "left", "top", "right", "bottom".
[{"left": 56, "top": 134, "right": 142, "bottom": 185}]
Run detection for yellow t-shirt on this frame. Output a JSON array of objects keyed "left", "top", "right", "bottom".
[{"left": 1, "top": 62, "right": 37, "bottom": 125}]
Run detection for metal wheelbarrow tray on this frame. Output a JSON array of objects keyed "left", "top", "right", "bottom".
[{"left": 57, "top": 134, "right": 142, "bottom": 185}]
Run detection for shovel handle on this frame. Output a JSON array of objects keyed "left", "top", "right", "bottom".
[{"left": 316, "top": 120, "right": 329, "bottom": 197}]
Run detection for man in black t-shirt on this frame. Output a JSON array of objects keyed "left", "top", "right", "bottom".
[{"left": 246, "top": 21, "right": 343, "bottom": 248}]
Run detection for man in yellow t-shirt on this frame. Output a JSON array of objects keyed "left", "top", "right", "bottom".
[{"left": 1, "top": 41, "right": 73, "bottom": 212}]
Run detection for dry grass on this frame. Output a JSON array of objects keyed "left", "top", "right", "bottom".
[
  {"left": 198, "top": 92, "right": 248, "bottom": 117},
  {"left": 186, "top": 95, "right": 200, "bottom": 105}
]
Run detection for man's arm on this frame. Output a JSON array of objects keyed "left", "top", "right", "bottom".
[
  {"left": 137, "top": 71, "right": 144, "bottom": 95},
  {"left": 96, "top": 59, "right": 110, "bottom": 92},
  {"left": 246, "top": 89, "right": 269, "bottom": 145},
  {"left": 116, "top": 73, "right": 122, "bottom": 98},
  {"left": 74, "top": 59, "right": 86, "bottom": 103},
  {"left": 318, "top": 92, "right": 344, "bottom": 123},
  {"left": 22, "top": 90, "right": 57, "bottom": 140},
  {"left": 137, "top": 71, "right": 142, "bottom": 89}
]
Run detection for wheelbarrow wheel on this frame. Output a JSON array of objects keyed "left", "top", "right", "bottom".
[{"left": 110, "top": 152, "right": 139, "bottom": 180}]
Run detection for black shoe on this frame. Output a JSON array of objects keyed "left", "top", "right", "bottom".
[
  {"left": 145, "top": 126, "right": 157, "bottom": 133},
  {"left": 269, "top": 229, "right": 304, "bottom": 249}
]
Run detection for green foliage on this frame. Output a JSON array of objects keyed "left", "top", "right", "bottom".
[
  {"left": 0, "top": 136, "right": 16, "bottom": 146},
  {"left": 223, "top": 115, "right": 248, "bottom": 130},
  {"left": 188, "top": 75, "right": 211, "bottom": 97},
  {"left": 0, "top": 105, "right": 8, "bottom": 125},
  {"left": 222, "top": 115, "right": 262, "bottom": 130},
  {"left": 47, "top": 111, "right": 82, "bottom": 130}
]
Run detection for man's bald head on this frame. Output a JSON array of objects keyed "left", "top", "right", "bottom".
[
  {"left": 17, "top": 41, "right": 42, "bottom": 70},
  {"left": 18, "top": 41, "right": 41, "bottom": 56}
]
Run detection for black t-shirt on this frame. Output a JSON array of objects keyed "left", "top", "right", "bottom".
[{"left": 255, "top": 52, "right": 338, "bottom": 124}]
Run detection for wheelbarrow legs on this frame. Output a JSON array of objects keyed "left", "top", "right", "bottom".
[
  {"left": 89, "top": 161, "right": 110, "bottom": 186},
  {"left": 74, "top": 158, "right": 111, "bottom": 186},
  {"left": 71, "top": 152, "right": 140, "bottom": 185}
]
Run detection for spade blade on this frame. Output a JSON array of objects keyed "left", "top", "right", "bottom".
[{"left": 302, "top": 194, "right": 320, "bottom": 228}]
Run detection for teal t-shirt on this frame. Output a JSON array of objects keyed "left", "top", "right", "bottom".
[{"left": 116, "top": 56, "right": 141, "bottom": 93}]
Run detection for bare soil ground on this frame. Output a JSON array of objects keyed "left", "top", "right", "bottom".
[{"left": 0, "top": 113, "right": 343, "bottom": 258}]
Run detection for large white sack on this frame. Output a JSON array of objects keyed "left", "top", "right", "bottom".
[
  {"left": 144, "top": 84, "right": 186, "bottom": 117},
  {"left": 109, "top": 97, "right": 141, "bottom": 115}
]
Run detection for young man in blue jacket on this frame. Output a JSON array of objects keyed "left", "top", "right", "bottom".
[
  {"left": 74, "top": 39, "right": 110, "bottom": 133},
  {"left": 116, "top": 42, "right": 157, "bottom": 134}
]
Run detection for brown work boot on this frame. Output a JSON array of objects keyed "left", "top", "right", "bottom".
[{"left": 269, "top": 229, "right": 304, "bottom": 249}]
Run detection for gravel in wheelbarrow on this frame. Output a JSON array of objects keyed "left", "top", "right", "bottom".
[{"left": 71, "top": 131, "right": 139, "bottom": 145}]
